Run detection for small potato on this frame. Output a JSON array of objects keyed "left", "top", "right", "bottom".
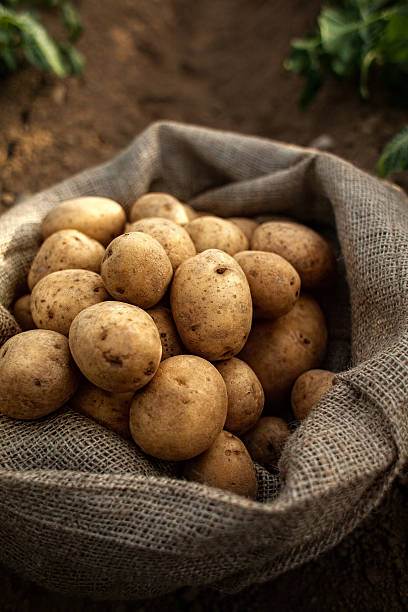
[
  {"left": 228, "top": 217, "right": 259, "bottom": 241},
  {"left": 183, "top": 430, "right": 258, "bottom": 499},
  {"left": 291, "top": 369, "right": 335, "bottom": 421},
  {"left": 12, "top": 295, "right": 35, "bottom": 330},
  {"left": 185, "top": 216, "right": 248, "bottom": 255},
  {"left": 129, "top": 355, "right": 227, "bottom": 461},
  {"left": 146, "top": 305, "right": 184, "bottom": 360},
  {"left": 101, "top": 233, "right": 173, "bottom": 308},
  {"left": 127, "top": 217, "right": 196, "bottom": 270},
  {"left": 171, "top": 249, "right": 253, "bottom": 361},
  {"left": 234, "top": 251, "right": 301, "bottom": 319},
  {"left": 41, "top": 197, "right": 126, "bottom": 246},
  {"left": 129, "top": 193, "right": 189, "bottom": 225},
  {"left": 243, "top": 417, "right": 290, "bottom": 471},
  {"left": 71, "top": 381, "right": 133, "bottom": 438},
  {"left": 216, "top": 358, "right": 264, "bottom": 435},
  {"left": 69, "top": 301, "right": 162, "bottom": 393},
  {"left": 239, "top": 295, "right": 327, "bottom": 404},
  {"left": 0, "top": 330, "right": 79, "bottom": 420},
  {"left": 251, "top": 221, "right": 336, "bottom": 289},
  {"left": 31, "top": 270, "right": 108, "bottom": 336},
  {"left": 28, "top": 229, "right": 105, "bottom": 290}
]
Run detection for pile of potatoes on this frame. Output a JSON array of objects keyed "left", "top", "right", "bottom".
[{"left": 1, "top": 193, "right": 337, "bottom": 500}]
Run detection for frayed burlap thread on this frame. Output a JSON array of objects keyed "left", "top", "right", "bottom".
[{"left": 0, "top": 121, "right": 407, "bottom": 599}]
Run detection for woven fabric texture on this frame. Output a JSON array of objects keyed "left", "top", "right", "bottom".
[{"left": 1, "top": 121, "right": 407, "bottom": 599}]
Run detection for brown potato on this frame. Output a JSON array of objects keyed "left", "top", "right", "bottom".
[
  {"left": 41, "top": 197, "right": 126, "bottom": 246},
  {"left": 228, "top": 217, "right": 259, "bottom": 241},
  {"left": 215, "top": 358, "right": 264, "bottom": 435},
  {"left": 183, "top": 430, "right": 258, "bottom": 499},
  {"left": 183, "top": 203, "right": 198, "bottom": 221},
  {"left": 146, "top": 305, "right": 184, "bottom": 360},
  {"left": 71, "top": 380, "right": 133, "bottom": 438},
  {"left": 185, "top": 216, "right": 248, "bottom": 255},
  {"left": 129, "top": 355, "right": 227, "bottom": 461},
  {"left": 0, "top": 330, "right": 79, "bottom": 420},
  {"left": 101, "top": 232, "right": 173, "bottom": 308},
  {"left": 129, "top": 193, "right": 189, "bottom": 225},
  {"left": 127, "top": 217, "right": 196, "bottom": 270},
  {"left": 12, "top": 295, "right": 35, "bottom": 330},
  {"left": 28, "top": 229, "right": 105, "bottom": 290},
  {"left": 171, "top": 249, "right": 252, "bottom": 361},
  {"left": 239, "top": 295, "right": 327, "bottom": 404},
  {"left": 234, "top": 250, "right": 301, "bottom": 319},
  {"left": 69, "top": 301, "right": 162, "bottom": 393},
  {"left": 251, "top": 221, "right": 336, "bottom": 289},
  {"left": 243, "top": 417, "right": 290, "bottom": 471},
  {"left": 291, "top": 369, "right": 335, "bottom": 421},
  {"left": 31, "top": 269, "right": 109, "bottom": 336}
]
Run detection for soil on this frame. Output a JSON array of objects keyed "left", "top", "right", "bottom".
[{"left": 1, "top": 0, "right": 408, "bottom": 609}]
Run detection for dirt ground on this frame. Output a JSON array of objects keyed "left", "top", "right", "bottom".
[{"left": 1, "top": 0, "right": 408, "bottom": 609}]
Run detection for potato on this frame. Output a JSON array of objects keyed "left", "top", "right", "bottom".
[
  {"left": 31, "top": 270, "right": 109, "bottom": 336},
  {"left": 129, "top": 355, "right": 227, "bottom": 461},
  {"left": 183, "top": 430, "right": 258, "bottom": 499},
  {"left": 239, "top": 295, "right": 327, "bottom": 404},
  {"left": 146, "top": 305, "right": 184, "bottom": 360},
  {"left": 251, "top": 221, "right": 336, "bottom": 289},
  {"left": 215, "top": 358, "right": 264, "bottom": 435},
  {"left": 41, "top": 196, "right": 126, "bottom": 246},
  {"left": 171, "top": 249, "right": 252, "bottom": 361},
  {"left": 228, "top": 217, "right": 259, "bottom": 241},
  {"left": 28, "top": 229, "right": 105, "bottom": 290},
  {"left": 101, "top": 232, "right": 173, "bottom": 308},
  {"left": 291, "top": 369, "right": 335, "bottom": 421},
  {"left": 129, "top": 193, "right": 189, "bottom": 225},
  {"left": 69, "top": 301, "right": 162, "bottom": 393},
  {"left": 185, "top": 216, "right": 248, "bottom": 255},
  {"left": 0, "top": 330, "right": 79, "bottom": 419},
  {"left": 127, "top": 217, "right": 196, "bottom": 270},
  {"left": 234, "top": 251, "right": 300, "bottom": 319},
  {"left": 183, "top": 203, "right": 198, "bottom": 221},
  {"left": 243, "top": 417, "right": 290, "bottom": 471},
  {"left": 12, "top": 294, "right": 35, "bottom": 330},
  {"left": 71, "top": 380, "right": 133, "bottom": 438}
]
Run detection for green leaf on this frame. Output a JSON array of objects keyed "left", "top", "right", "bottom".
[
  {"left": 59, "top": 40, "right": 84, "bottom": 75},
  {"left": 376, "top": 125, "right": 408, "bottom": 177},
  {"left": 61, "top": 1, "right": 82, "bottom": 42}
]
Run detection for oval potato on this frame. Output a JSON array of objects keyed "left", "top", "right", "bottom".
[
  {"left": 12, "top": 294, "right": 35, "bottom": 330},
  {"left": 171, "top": 249, "right": 253, "bottom": 361},
  {"left": 184, "top": 430, "right": 258, "bottom": 499},
  {"left": 185, "top": 216, "right": 248, "bottom": 255},
  {"left": 243, "top": 416, "right": 290, "bottom": 471},
  {"left": 228, "top": 217, "right": 259, "bottom": 241},
  {"left": 129, "top": 355, "right": 227, "bottom": 461},
  {"left": 291, "top": 368, "right": 335, "bottom": 421},
  {"left": 146, "top": 305, "right": 184, "bottom": 360},
  {"left": 129, "top": 193, "right": 189, "bottom": 225},
  {"left": 41, "top": 197, "right": 126, "bottom": 246}
]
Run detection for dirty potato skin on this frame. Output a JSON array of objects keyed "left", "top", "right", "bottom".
[
  {"left": 31, "top": 269, "right": 108, "bottom": 335},
  {"left": 216, "top": 358, "right": 264, "bottom": 435},
  {"left": 69, "top": 301, "right": 162, "bottom": 393},
  {"left": 291, "top": 369, "right": 335, "bottom": 421},
  {"left": 185, "top": 216, "right": 249, "bottom": 255},
  {"left": 12, "top": 294, "right": 35, "bottom": 330},
  {"left": 129, "top": 355, "right": 227, "bottom": 461},
  {"left": 239, "top": 295, "right": 327, "bottom": 405},
  {"left": 251, "top": 221, "right": 336, "bottom": 289},
  {"left": 129, "top": 193, "right": 189, "bottom": 225},
  {"left": 127, "top": 217, "right": 196, "bottom": 270},
  {"left": 0, "top": 329, "right": 79, "bottom": 419},
  {"left": 71, "top": 380, "right": 133, "bottom": 438},
  {"left": 170, "top": 249, "right": 253, "bottom": 361},
  {"left": 183, "top": 430, "right": 258, "bottom": 499},
  {"left": 228, "top": 217, "right": 259, "bottom": 241},
  {"left": 28, "top": 229, "right": 105, "bottom": 290},
  {"left": 146, "top": 305, "right": 184, "bottom": 360},
  {"left": 101, "top": 232, "right": 173, "bottom": 308},
  {"left": 243, "top": 417, "right": 290, "bottom": 471},
  {"left": 234, "top": 250, "right": 301, "bottom": 319},
  {"left": 41, "top": 197, "right": 126, "bottom": 246}
]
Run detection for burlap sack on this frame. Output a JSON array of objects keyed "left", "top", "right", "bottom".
[{"left": 1, "top": 121, "right": 408, "bottom": 600}]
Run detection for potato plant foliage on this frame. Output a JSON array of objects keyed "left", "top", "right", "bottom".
[{"left": 0, "top": 0, "right": 83, "bottom": 77}]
